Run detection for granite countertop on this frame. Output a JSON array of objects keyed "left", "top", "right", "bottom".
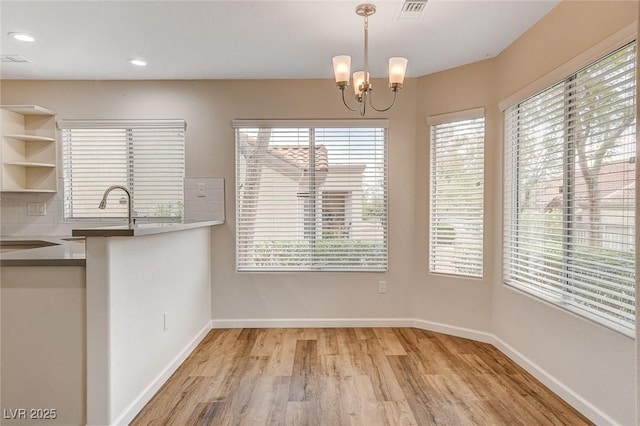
[
  {"left": 1, "top": 221, "right": 223, "bottom": 266},
  {"left": 0, "top": 236, "right": 86, "bottom": 267},
  {"left": 71, "top": 219, "right": 224, "bottom": 237}
]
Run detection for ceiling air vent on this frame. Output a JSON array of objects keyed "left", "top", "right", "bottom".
[
  {"left": 397, "top": 0, "right": 429, "bottom": 20},
  {"left": 1, "top": 55, "right": 29, "bottom": 63}
]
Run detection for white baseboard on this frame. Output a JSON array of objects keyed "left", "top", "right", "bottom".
[
  {"left": 491, "top": 336, "right": 620, "bottom": 426},
  {"left": 211, "top": 317, "right": 415, "bottom": 329},
  {"left": 209, "top": 316, "right": 616, "bottom": 425},
  {"left": 211, "top": 318, "right": 493, "bottom": 344},
  {"left": 410, "top": 318, "right": 495, "bottom": 343},
  {"left": 109, "top": 321, "right": 213, "bottom": 426}
]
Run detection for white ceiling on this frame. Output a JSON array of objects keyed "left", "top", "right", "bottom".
[{"left": 0, "top": 0, "right": 560, "bottom": 80}]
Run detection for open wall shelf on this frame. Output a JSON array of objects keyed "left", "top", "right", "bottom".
[{"left": 1, "top": 105, "right": 58, "bottom": 192}]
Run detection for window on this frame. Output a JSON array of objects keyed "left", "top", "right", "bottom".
[
  {"left": 504, "top": 42, "right": 636, "bottom": 333},
  {"left": 428, "top": 109, "right": 485, "bottom": 278},
  {"left": 59, "top": 119, "right": 185, "bottom": 220},
  {"left": 234, "top": 120, "right": 387, "bottom": 271}
]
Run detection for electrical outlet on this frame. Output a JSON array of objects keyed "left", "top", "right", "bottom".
[
  {"left": 163, "top": 312, "right": 169, "bottom": 331},
  {"left": 27, "top": 202, "right": 46, "bottom": 216},
  {"left": 197, "top": 182, "right": 206, "bottom": 197},
  {"left": 378, "top": 280, "right": 387, "bottom": 294}
]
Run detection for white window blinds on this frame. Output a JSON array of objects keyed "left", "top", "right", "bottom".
[
  {"left": 504, "top": 42, "right": 636, "bottom": 334},
  {"left": 234, "top": 120, "right": 388, "bottom": 272},
  {"left": 428, "top": 110, "right": 485, "bottom": 278},
  {"left": 59, "top": 119, "right": 185, "bottom": 220}
]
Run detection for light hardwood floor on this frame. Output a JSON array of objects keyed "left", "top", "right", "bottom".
[{"left": 130, "top": 328, "right": 593, "bottom": 425}]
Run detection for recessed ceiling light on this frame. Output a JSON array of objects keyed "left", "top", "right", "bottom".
[
  {"left": 129, "top": 59, "right": 147, "bottom": 67},
  {"left": 8, "top": 32, "right": 35, "bottom": 42}
]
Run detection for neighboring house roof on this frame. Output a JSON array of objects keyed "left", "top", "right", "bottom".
[
  {"left": 239, "top": 133, "right": 329, "bottom": 185},
  {"left": 239, "top": 133, "right": 368, "bottom": 195},
  {"left": 601, "top": 180, "right": 635, "bottom": 209},
  {"left": 543, "top": 156, "right": 636, "bottom": 211},
  {"left": 268, "top": 145, "right": 329, "bottom": 174}
]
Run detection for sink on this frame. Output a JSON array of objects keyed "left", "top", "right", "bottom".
[{"left": 0, "top": 240, "right": 60, "bottom": 253}]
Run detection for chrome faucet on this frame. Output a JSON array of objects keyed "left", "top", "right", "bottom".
[{"left": 99, "top": 185, "right": 134, "bottom": 226}]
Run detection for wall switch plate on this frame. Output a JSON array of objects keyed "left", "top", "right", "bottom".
[
  {"left": 27, "top": 202, "right": 46, "bottom": 216},
  {"left": 197, "top": 183, "right": 206, "bottom": 197},
  {"left": 378, "top": 280, "right": 387, "bottom": 294},
  {"left": 163, "top": 312, "right": 169, "bottom": 331}
]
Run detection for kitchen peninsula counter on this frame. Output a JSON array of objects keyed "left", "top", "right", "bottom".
[
  {"left": 0, "top": 236, "right": 86, "bottom": 266},
  {"left": 80, "top": 219, "right": 218, "bottom": 425},
  {"left": 0, "top": 220, "right": 222, "bottom": 266},
  {"left": 72, "top": 219, "right": 223, "bottom": 237}
]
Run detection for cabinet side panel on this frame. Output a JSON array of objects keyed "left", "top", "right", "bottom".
[{"left": 1, "top": 109, "right": 26, "bottom": 134}]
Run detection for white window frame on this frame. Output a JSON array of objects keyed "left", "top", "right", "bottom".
[
  {"left": 59, "top": 119, "right": 186, "bottom": 222},
  {"left": 502, "top": 38, "right": 637, "bottom": 335},
  {"left": 427, "top": 108, "right": 485, "bottom": 278},
  {"left": 233, "top": 119, "right": 388, "bottom": 272}
]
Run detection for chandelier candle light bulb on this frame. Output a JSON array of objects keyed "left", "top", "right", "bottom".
[
  {"left": 389, "top": 57, "right": 408, "bottom": 88},
  {"left": 353, "top": 71, "right": 369, "bottom": 98},
  {"left": 331, "top": 3, "right": 408, "bottom": 116},
  {"left": 332, "top": 56, "right": 351, "bottom": 86}
]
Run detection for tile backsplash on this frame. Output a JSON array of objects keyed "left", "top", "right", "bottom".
[
  {"left": 1, "top": 177, "right": 225, "bottom": 236},
  {"left": 0, "top": 178, "right": 73, "bottom": 236}
]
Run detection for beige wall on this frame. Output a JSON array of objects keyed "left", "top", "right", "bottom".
[
  {"left": 413, "top": 58, "right": 496, "bottom": 333},
  {"left": 496, "top": 0, "right": 638, "bottom": 100},
  {"left": 1, "top": 0, "right": 638, "bottom": 424},
  {"left": 492, "top": 2, "right": 637, "bottom": 425},
  {"left": 0, "top": 78, "right": 419, "bottom": 323},
  {"left": 413, "top": 1, "right": 638, "bottom": 424}
]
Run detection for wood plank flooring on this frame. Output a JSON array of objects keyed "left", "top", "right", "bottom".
[{"left": 130, "top": 328, "right": 593, "bottom": 425}]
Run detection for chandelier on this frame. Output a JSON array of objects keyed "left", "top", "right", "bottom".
[{"left": 332, "top": 4, "right": 408, "bottom": 116}]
